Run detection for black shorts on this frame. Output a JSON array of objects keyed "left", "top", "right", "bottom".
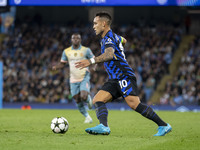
[{"left": 101, "top": 76, "right": 138, "bottom": 100}]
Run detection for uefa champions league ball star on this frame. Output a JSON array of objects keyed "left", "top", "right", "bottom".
[{"left": 50, "top": 117, "right": 69, "bottom": 134}]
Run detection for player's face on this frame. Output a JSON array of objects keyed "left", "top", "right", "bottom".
[
  {"left": 71, "top": 34, "right": 81, "bottom": 47},
  {"left": 93, "top": 16, "right": 105, "bottom": 36}
]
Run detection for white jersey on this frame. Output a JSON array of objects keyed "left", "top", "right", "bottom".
[{"left": 61, "top": 45, "right": 94, "bottom": 83}]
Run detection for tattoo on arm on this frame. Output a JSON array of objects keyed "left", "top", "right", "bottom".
[{"left": 94, "top": 47, "right": 114, "bottom": 63}]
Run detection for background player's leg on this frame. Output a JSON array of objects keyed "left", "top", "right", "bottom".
[
  {"left": 125, "top": 95, "right": 167, "bottom": 126},
  {"left": 74, "top": 94, "right": 88, "bottom": 117},
  {"left": 80, "top": 90, "right": 92, "bottom": 109},
  {"left": 80, "top": 76, "right": 92, "bottom": 109},
  {"left": 79, "top": 91, "right": 93, "bottom": 123},
  {"left": 80, "top": 91, "right": 88, "bottom": 101},
  {"left": 77, "top": 101, "right": 89, "bottom": 117},
  {"left": 71, "top": 82, "right": 91, "bottom": 123},
  {"left": 93, "top": 90, "right": 112, "bottom": 127},
  {"left": 86, "top": 95, "right": 93, "bottom": 109},
  {"left": 74, "top": 94, "right": 92, "bottom": 123}
]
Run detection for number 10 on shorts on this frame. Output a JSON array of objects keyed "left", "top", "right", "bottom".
[{"left": 119, "top": 80, "right": 127, "bottom": 89}]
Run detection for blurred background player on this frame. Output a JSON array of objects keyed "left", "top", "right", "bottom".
[
  {"left": 75, "top": 12, "right": 172, "bottom": 135},
  {"left": 52, "top": 33, "right": 94, "bottom": 123}
]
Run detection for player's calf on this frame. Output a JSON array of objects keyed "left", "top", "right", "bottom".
[
  {"left": 135, "top": 103, "right": 167, "bottom": 126},
  {"left": 94, "top": 101, "right": 108, "bottom": 127}
]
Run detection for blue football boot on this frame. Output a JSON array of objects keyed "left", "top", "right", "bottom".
[
  {"left": 154, "top": 123, "right": 172, "bottom": 136},
  {"left": 85, "top": 123, "right": 111, "bottom": 135}
]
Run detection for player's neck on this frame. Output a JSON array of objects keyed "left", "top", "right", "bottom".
[
  {"left": 101, "top": 27, "right": 111, "bottom": 38},
  {"left": 72, "top": 44, "right": 80, "bottom": 49}
]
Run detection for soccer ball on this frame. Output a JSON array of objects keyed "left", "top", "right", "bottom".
[{"left": 50, "top": 117, "right": 69, "bottom": 134}]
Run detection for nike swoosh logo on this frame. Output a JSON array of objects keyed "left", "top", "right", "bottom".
[{"left": 123, "top": 90, "right": 128, "bottom": 94}]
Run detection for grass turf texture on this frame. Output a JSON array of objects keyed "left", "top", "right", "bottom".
[{"left": 0, "top": 109, "right": 199, "bottom": 150}]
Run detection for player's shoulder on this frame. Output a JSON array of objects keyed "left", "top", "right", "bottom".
[
  {"left": 81, "top": 45, "right": 87, "bottom": 49},
  {"left": 104, "top": 32, "right": 119, "bottom": 45},
  {"left": 81, "top": 45, "right": 91, "bottom": 51},
  {"left": 105, "top": 30, "right": 120, "bottom": 42},
  {"left": 64, "top": 46, "right": 72, "bottom": 52},
  {"left": 105, "top": 30, "right": 115, "bottom": 39}
]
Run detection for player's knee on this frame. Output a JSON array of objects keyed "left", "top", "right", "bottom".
[
  {"left": 73, "top": 96, "right": 81, "bottom": 103},
  {"left": 125, "top": 96, "right": 140, "bottom": 110},
  {"left": 80, "top": 91, "right": 88, "bottom": 101},
  {"left": 92, "top": 97, "right": 98, "bottom": 104},
  {"left": 93, "top": 99, "right": 98, "bottom": 104},
  {"left": 75, "top": 99, "right": 81, "bottom": 103},
  {"left": 80, "top": 95, "right": 87, "bottom": 101},
  {"left": 129, "top": 103, "right": 138, "bottom": 110}
]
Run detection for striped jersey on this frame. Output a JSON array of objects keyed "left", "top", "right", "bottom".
[{"left": 101, "top": 30, "right": 135, "bottom": 79}]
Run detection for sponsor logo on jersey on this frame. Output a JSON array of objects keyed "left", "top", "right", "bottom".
[{"left": 105, "top": 38, "right": 113, "bottom": 45}]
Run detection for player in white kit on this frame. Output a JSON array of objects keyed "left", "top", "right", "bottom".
[{"left": 52, "top": 33, "right": 94, "bottom": 123}]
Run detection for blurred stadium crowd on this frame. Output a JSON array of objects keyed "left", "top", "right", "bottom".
[
  {"left": 160, "top": 36, "right": 200, "bottom": 106},
  {"left": 0, "top": 19, "right": 199, "bottom": 106}
]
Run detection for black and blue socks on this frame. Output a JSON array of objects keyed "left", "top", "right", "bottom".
[
  {"left": 135, "top": 103, "right": 167, "bottom": 126},
  {"left": 94, "top": 102, "right": 167, "bottom": 127},
  {"left": 94, "top": 102, "right": 108, "bottom": 127}
]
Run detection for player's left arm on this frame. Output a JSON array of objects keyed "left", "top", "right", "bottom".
[
  {"left": 75, "top": 47, "right": 114, "bottom": 70},
  {"left": 121, "top": 36, "right": 127, "bottom": 46}
]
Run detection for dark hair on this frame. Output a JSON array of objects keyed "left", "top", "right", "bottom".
[
  {"left": 96, "top": 11, "right": 112, "bottom": 25},
  {"left": 71, "top": 33, "right": 81, "bottom": 39}
]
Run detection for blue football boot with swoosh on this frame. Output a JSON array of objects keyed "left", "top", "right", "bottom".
[
  {"left": 85, "top": 124, "right": 111, "bottom": 135},
  {"left": 154, "top": 123, "right": 172, "bottom": 136}
]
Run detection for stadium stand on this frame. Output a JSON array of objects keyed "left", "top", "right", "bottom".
[
  {"left": 159, "top": 36, "right": 200, "bottom": 106},
  {"left": 0, "top": 22, "right": 184, "bottom": 105}
]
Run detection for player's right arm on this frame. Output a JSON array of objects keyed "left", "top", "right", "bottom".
[
  {"left": 52, "top": 62, "right": 66, "bottom": 71},
  {"left": 52, "top": 50, "right": 68, "bottom": 71}
]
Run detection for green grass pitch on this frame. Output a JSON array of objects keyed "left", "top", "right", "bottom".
[{"left": 0, "top": 109, "right": 199, "bottom": 150}]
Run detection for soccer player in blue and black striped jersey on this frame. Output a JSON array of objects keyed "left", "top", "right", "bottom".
[{"left": 75, "top": 12, "right": 172, "bottom": 136}]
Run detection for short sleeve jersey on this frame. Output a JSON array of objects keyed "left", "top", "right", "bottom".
[{"left": 61, "top": 45, "right": 94, "bottom": 83}]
